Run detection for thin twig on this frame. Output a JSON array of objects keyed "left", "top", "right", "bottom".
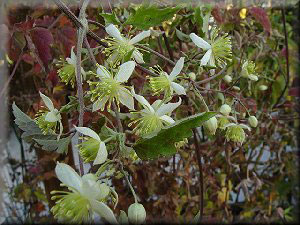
[
  {"left": 159, "top": 26, "right": 174, "bottom": 61},
  {"left": 111, "top": 102, "right": 123, "bottom": 133},
  {"left": 138, "top": 45, "right": 175, "bottom": 66},
  {"left": 192, "top": 129, "right": 204, "bottom": 222},
  {"left": 75, "top": 0, "right": 90, "bottom": 176},
  {"left": 274, "top": 4, "right": 290, "bottom": 108},
  {"left": 83, "top": 36, "right": 98, "bottom": 67},
  {"left": 0, "top": 51, "right": 23, "bottom": 99},
  {"left": 196, "top": 67, "right": 226, "bottom": 85}
]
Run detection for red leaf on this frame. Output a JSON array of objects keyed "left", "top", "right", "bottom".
[
  {"left": 22, "top": 53, "right": 35, "bottom": 64},
  {"left": 249, "top": 7, "right": 271, "bottom": 34},
  {"left": 35, "top": 16, "right": 55, "bottom": 27},
  {"left": 46, "top": 69, "right": 59, "bottom": 87},
  {"left": 211, "top": 5, "right": 224, "bottom": 24},
  {"left": 14, "top": 17, "right": 34, "bottom": 32},
  {"left": 30, "top": 27, "right": 53, "bottom": 67},
  {"left": 57, "top": 26, "right": 76, "bottom": 57},
  {"left": 288, "top": 87, "right": 300, "bottom": 97}
]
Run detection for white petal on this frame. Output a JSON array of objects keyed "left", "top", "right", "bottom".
[
  {"left": 118, "top": 88, "right": 135, "bottom": 110},
  {"left": 97, "top": 65, "right": 111, "bottom": 79},
  {"left": 115, "top": 61, "right": 136, "bottom": 83},
  {"left": 129, "top": 30, "right": 151, "bottom": 45},
  {"left": 156, "top": 98, "right": 182, "bottom": 116},
  {"left": 45, "top": 111, "right": 59, "bottom": 122},
  {"left": 80, "top": 178, "right": 102, "bottom": 200},
  {"left": 93, "top": 97, "right": 109, "bottom": 112},
  {"left": 75, "top": 126, "right": 101, "bottom": 141},
  {"left": 90, "top": 199, "right": 118, "bottom": 224},
  {"left": 105, "top": 24, "right": 124, "bottom": 42},
  {"left": 93, "top": 142, "right": 108, "bottom": 165},
  {"left": 70, "top": 46, "right": 76, "bottom": 61},
  {"left": 151, "top": 100, "right": 162, "bottom": 111},
  {"left": 171, "top": 82, "right": 186, "bottom": 95},
  {"left": 169, "top": 57, "right": 185, "bottom": 81},
  {"left": 200, "top": 49, "right": 212, "bottom": 66},
  {"left": 66, "top": 57, "right": 75, "bottom": 66},
  {"left": 248, "top": 74, "right": 258, "bottom": 81},
  {"left": 39, "top": 92, "right": 55, "bottom": 111},
  {"left": 190, "top": 33, "right": 211, "bottom": 50},
  {"left": 131, "top": 89, "right": 154, "bottom": 113},
  {"left": 55, "top": 162, "right": 82, "bottom": 191},
  {"left": 239, "top": 124, "right": 251, "bottom": 131},
  {"left": 132, "top": 50, "right": 145, "bottom": 64},
  {"left": 160, "top": 115, "right": 175, "bottom": 124}
]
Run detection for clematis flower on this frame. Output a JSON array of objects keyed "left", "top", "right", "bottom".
[
  {"left": 190, "top": 27, "right": 232, "bottom": 68},
  {"left": 203, "top": 116, "right": 218, "bottom": 135},
  {"left": 75, "top": 126, "right": 108, "bottom": 165},
  {"left": 104, "top": 24, "right": 150, "bottom": 65},
  {"left": 57, "top": 46, "right": 86, "bottom": 87},
  {"left": 129, "top": 90, "right": 182, "bottom": 136},
  {"left": 149, "top": 57, "right": 186, "bottom": 97},
  {"left": 241, "top": 60, "right": 258, "bottom": 81},
  {"left": 35, "top": 92, "right": 63, "bottom": 140},
  {"left": 88, "top": 61, "right": 136, "bottom": 112},
  {"left": 223, "top": 123, "right": 251, "bottom": 144},
  {"left": 51, "top": 162, "right": 117, "bottom": 224}
]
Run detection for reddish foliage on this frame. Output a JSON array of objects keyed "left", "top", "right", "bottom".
[
  {"left": 46, "top": 69, "right": 59, "bottom": 87},
  {"left": 212, "top": 5, "right": 224, "bottom": 24},
  {"left": 57, "top": 26, "right": 76, "bottom": 57},
  {"left": 30, "top": 27, "right": 54, "bottom": 68},
  {"left": 249, "top": 7, "right": 271, "bottom": 34}
]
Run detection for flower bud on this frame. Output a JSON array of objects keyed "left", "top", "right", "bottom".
[
  {"left": 204, "top": 117, "right": 218, "bottom": 135},
  {"left": 128, "top": 203, "right": 146, "bottom": 224},
  {"left": 223, "top": 75, "right": 232, "bottom": 83},
  {"left": 248, "top": 116, "right": 258, "bottom": 128},
  {"left": 259, "top": 85, "right": 268, "bottom": 91},
  {"left": 219, "top": 104, "right": 231, "bottom": 116},
  {"left": 217, "top": 93, "right": 225, "bottom": 103},
  {"left": 188, "top": 72, "right": 196, "bottom": 81},
  {"left": 232, "top": 86, "right": 240, "bottom": 91}
]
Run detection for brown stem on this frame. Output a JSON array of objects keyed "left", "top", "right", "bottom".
[
  {"left": 83, "top": 36, "right": 98, "bottom": 67},
  {"left": 192, "top": 129, "right": 204, "bottom": 222},
  {"left": 159, "top": 26, "right": 174, "bottom": 61}
]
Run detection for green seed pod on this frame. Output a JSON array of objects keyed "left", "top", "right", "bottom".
[{"left": 128, "top": 203, "right": 146, "bottom": 224}]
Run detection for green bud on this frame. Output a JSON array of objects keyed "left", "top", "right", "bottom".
[
  {"left": 219, "top": 104, "right": 231, "bottom": 116},
  {"left": 188, "top": 72, "right": 196, "bottom": 81},
  {"left": 204, "top": 116, "right": 218, "bottom": 135},
  {"left": 128, "top": 203, "right": 146, "bottom": 224},
  {"left": 248, "top": 116, "right": 258, "bottom": 128},
  {"left": 259, "top": 85, "right": 268, "bottom": 91},
  {"left": 232, "top": 86, "right": 240, "bottom": 91},
  {"left": 223, "top": 75, "right": 232, "bottom": 83}
]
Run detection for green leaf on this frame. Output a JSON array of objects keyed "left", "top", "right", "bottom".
[
  {"left": 175, "top": 29, "right": 190, "bottom": 42},
  {"left": 100, "top": 13, "right": 120, "bottom": 25},
  {"left": 34, "top": 136, "right": 71, "bottom": 154},
  {"left": 125, "top": 4, "right": 180, "bottom": 30},
  {"left": 194, "top": 7, "right": 205, "bottom": 37},
  {"left": 133, "top": 112, "right": 216, "bottom": 160}
]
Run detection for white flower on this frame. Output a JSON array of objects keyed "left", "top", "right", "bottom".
[
  {"left": 190, "top": 27, "right": 232, "bottom": 68},
  {"left": 149, "top": 57, "right": 186, "bottom": 96},
  {"left": 66, "top": 46, "right": 86, "bottom": 78},
  {"left": 38, "top": 92, "right": 63, "bottom": 140},
  {"left": 88, "top": 61, "right": 136, "bottom": 112},
  {"left": 203, "top": 116, "right": 218, "bottom": 135},
  {"left": 105, "top": 24, "right": 150, "bottom": 65},
  {"left": 51, "top": 162, "right": 118, "bottom": 224},
  {"left": 129, "top": 90, "right": 182, "bottom": 135},
  {"left": 223, "top": 123, "right": 251, "bottom": 144},
  {"left": 75, "top": 126, "right": 108, "bottom": 165},
  {"left": 241, "top": 60, "right": 258, "bottom": 81}
]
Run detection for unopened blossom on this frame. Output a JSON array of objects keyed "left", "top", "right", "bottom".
[
  {"left": 129, "top": 90, "right": 182, "bottom": 136},
  {"left": 88, "top": 61, "right": 136, "bottom": 112},
  {"left": 57, "top": 46, "right": 86, "bottom": 87},
  {"left": 51, "top": 162, "right": 117, "bottom": 224},
  {"left": 190, "top": 27, "right": 232, "bottom": 68},
  {"left": 224, "top": 123, "right": 251, "bottom": 144},
  {"left": 219, "top": 104, "right": 231, "bottom": 116},
  {"left": 241, "top": 60, "right": 258, "bottom": 81},
  {"left": 259, "top": 85, "right": 268, "bottom": 91},
  {"left": 75, "top": 126, "right": 108, "bottom": 165},
  {"left": 223, "top": 75, "right": 232, "bottom": 83},
  {"left": 248, "top": 115, "right": 258, "bottom": 128},
  {"left": 104, "top": 24, "right": 150, "bottom": 65},
  {"left": 203, "top": 116, "right": 218, "bottom": 135},
  {"left": 128, "top": 203, "right": 146, "bottom": 224},
  {"left": 149, "top": 57, "right": 186, "bottom": 97},
  {"left": 35, "top": 92, "right": 63, "bottom": 140}
]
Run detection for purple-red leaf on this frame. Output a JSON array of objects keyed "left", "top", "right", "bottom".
[
  {"left": 30, "top": 27, "right": 53, "bottom": 67},
  {"left": 249, "top": 7, "right": 271, "bottom": 34}
]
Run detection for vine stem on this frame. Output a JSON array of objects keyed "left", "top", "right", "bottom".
[
  {"left": 75, "top": 0, "right": 90, "bottom": 176},
  {"left": 192, "top": 129, "right": 204, "bottom": 222},
  {"left": 274, "top": 4, "right": 290, "bottom": 108},
  {"left": 119, "top": 163, "right": 138, "bottom": 203}
]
